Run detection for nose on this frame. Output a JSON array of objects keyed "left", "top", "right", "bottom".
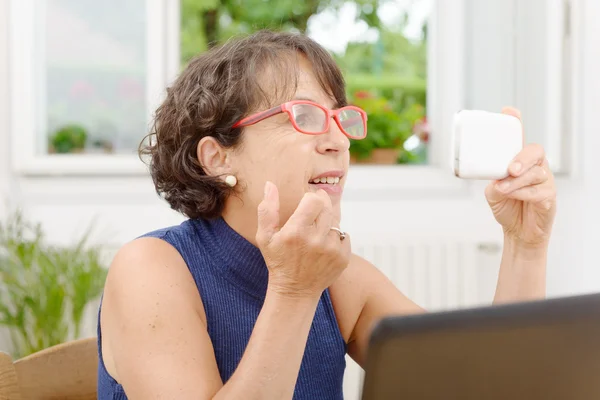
[{"left": 316, "top": 118, "right": 350, "bottom": 154}]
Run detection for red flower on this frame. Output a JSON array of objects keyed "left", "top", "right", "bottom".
[
  {"left": 413, "top": 117, "right": 430, "bottom": 143},
  {"left": 354, "top": 90, "right": 372, "bottom": 99}
]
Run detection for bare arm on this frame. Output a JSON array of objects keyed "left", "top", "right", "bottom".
[
  {"left": 493, "top": 236, "right": 547, "bottom": 303},
  {"left": 215, "top": 291, "right": 319, "bottom": 400},
  {"left": 101, "top": 238, "right": 321, "bottom": 399},
  {"left": 346, "top": 241, "right": 548, "bottom": 367},
  {"left": 101, "top": 238, "right": 221, "bottom": 399},
  {"left": 342, "top": 254, "right": 424, "bottom": 368}
]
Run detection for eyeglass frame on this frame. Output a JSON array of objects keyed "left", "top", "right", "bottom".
[{"left": 231, "top": 100, "right": 368, "bottom": 139}]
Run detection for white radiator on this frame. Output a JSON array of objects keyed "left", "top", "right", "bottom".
[
  {"left": 343, "top": 239, "right": 503, "bottom": 400},
  {"left": 354, "top": 240, "right": 503, "bottom": 310}
]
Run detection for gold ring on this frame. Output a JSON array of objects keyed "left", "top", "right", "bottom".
[{"left": 330, "top": 227, "right": 346, "bottom": 241}]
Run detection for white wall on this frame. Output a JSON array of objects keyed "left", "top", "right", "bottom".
[
  {"left": 576, "top": 0, "right": 600, "bottom": 292},
  {"left": 529, "top": 0, "right": 600, "bottom": 295},
  {"left": 0, "top": 0, "right": 11, "bottom": 219}
]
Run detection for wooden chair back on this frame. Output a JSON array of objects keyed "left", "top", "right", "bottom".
[{"left": 0, "top": 337, "right": 98, "bottom": 400}]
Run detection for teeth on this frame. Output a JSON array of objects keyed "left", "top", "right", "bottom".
[{"left": 311, "top": 177, "right": 341, "bottom": 184}]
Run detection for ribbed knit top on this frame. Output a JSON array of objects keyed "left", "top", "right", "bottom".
[{"left": 96, "top": 217, "right": 347, "bottom": 399}]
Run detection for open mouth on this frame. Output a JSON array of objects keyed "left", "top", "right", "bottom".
[
  {"left": 310, "top": 176, "right": 341, "bottom": 185},
  {"left": 308, "top": 173, "right": 344, "bottom": 195}
]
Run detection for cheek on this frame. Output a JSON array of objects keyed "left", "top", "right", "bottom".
[
  {"left": 252, "top": 132, "right": 313, "bottom": 178},
  {"left": 263, "top": 141, "right": 312, "bottom": 196},
  {"left": 235, "top": 131, "right": 313, "bottom": 201}
]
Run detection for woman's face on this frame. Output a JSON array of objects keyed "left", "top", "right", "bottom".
[{"left": 227, "top": 57, "right": 351, "bottom": 229}]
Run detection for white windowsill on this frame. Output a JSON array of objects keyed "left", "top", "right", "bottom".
[
  {"left": 13, "top": 154, "right": 149, "bottom": 176},
  {"left": 14, "top": 155, "right": 468, "bottom": 200}
]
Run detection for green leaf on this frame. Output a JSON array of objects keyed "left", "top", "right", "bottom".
[{"left": 0, "top": 209, "right": 108, "bottom": 358}]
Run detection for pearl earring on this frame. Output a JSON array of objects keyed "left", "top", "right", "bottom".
[{"left": 225, "top": 175, "right": 237, "bottom": 187}]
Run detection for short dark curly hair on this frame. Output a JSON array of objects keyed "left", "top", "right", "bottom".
[{"left": 139, "top": 30, "right": 347, "bottom": 219}]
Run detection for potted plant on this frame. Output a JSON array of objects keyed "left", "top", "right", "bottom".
[
  {"left": 349, "top": 90, "right": 425, "bottom": 164},
  {"left": 0, "top": 210, "right": 108, "bottom": 358},
  {"left": 48, "top": 124, "right": 88, "bottom": 154},
  {"left": 89, "top": 138, "right": 115, "bottom": 153}
]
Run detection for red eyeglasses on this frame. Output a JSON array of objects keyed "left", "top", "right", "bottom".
[{"left": 232, "top": 100, "right": 368, "bottom": 139}]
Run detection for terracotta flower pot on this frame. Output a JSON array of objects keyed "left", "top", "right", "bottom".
[{"left": 48, "top": 145, "right": 85, "bottom": 154}]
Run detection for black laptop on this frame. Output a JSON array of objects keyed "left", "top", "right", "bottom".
[{"left": 361, "top": 293, "right": 600, "bottom": 400}]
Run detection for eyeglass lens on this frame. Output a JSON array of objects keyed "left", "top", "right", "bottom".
[{"left": 291, "top": 104, "right": 365, "bottom": 138}]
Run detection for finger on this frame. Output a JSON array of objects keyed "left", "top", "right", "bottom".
[
  {"left": 286, "top": 192, "right": 326, "bottom": 229},
  {"left": 508, "top": 143, "right": 545, "bottom": 177},
  {"left": 256, "top": 181, "right": 280, "bottom": 245},
  {"left": 338, "top": 231, "right": 352, "bottom": 260},
  {"left": 504, "top": 185, "right": 556, "bottom": 209},
  {"left": 327, "top": 227, "right": 349, "bottom": 247},
  {"left": 494, "top": 165, "right": 548, "bottom": 195},
  {"left": 331, "top": 203, "right": 342, "bottom": 229},
  {"left": 314, "top": 190, "right": 334, "bottom": 238},
  {"left": 501, "top": 106, "right": 522, "bottom": 121},
  {"left": 325, "top": 225, "right": 349, "bottom": 248}
]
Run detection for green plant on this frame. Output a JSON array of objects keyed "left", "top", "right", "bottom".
[
  {"left": 0, "top": 210, "right": 107, "bottom": 358},
  {"left": 348, "top": 90, "right": 426, "bottom": 160},
  {"left": 49, "top": 124, "right": 88, "bottom": 154}
]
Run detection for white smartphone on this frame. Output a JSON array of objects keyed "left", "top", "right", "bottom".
[{"left": 452, "top": 110, "right": 523, "bottom": 180}]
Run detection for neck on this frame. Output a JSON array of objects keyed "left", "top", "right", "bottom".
[{"left": 221, "top": 200, "right": 261, "bottom": 247}]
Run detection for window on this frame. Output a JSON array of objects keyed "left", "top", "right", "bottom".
[
  {"left": 42, "top": 0, "right": 147, "bottom": 156},
  {"left": 9, "top": 0, "right": 177, "bottom": 174},
  {"left": 10, "top": 0, "right": 466, "bottom": 191},
  {"left": 180, "top": 0, "right": 432, "bottom": 166}
]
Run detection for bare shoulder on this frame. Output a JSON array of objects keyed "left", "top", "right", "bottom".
[
  {"left": 101, "top": 237, "right": 205, "bottom": 332},
  {"left": 100, "top": 236, "right": 222, "bottom": 399},
  {"left": 103, "top": 236, "right": 201, "bottom": 301}
]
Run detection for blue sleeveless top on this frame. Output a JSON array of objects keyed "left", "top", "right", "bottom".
[{"left": 97, "top": 217, "right": 347, "bottom": 399}]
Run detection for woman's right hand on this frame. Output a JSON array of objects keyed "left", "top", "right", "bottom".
[{"left": 256, "top": 181, "right": 351, "bottom": 299}]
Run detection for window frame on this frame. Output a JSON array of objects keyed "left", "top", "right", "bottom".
[
  {"left": 513, "top": 0, "right": 575, "bottom": 177},
  {"left": 9, "top": 0, "right": 181, "bottom": 175},
  {"left": 346, "top": 0, "right": 469, "bottom": 198},
  {"left": 9, "top": 0, "right": 470, "bottom": 197}
]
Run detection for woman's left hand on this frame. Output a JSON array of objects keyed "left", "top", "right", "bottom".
[{"left": 484, "top": 107, "right": 557, "bottom": 247}]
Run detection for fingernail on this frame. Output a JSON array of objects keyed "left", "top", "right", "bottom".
[
  {"left": 511, "top": 162, "right": 522, "bottom": 174},
  {"left": 264, "top": 181, "right": 271, "bottom": 198}
]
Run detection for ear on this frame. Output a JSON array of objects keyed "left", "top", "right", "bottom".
[{"left": 197, "top": 136, "right": 232, "bottom": 177}]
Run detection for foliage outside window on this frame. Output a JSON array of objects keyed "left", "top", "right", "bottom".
[{"left": 181, "top": 0, "right": 430, "bottom": 164}]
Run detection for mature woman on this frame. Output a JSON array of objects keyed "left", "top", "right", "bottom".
[{"left": 97, "top": 30, "right": 556, "bottom": 399}]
